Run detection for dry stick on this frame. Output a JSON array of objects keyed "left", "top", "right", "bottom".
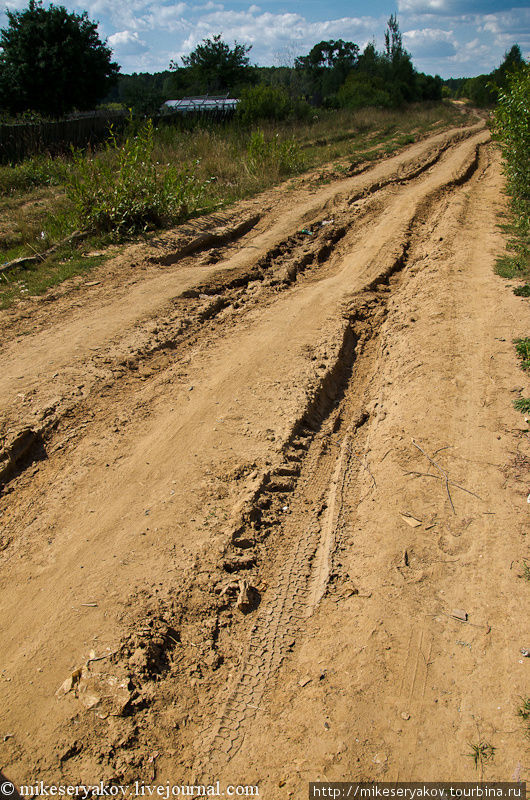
[
  {"left": 86, "top": 650, "right": 118, "bottom": 665},
  {"left": 0, "top": 230, "right": 89, "bottom": 274},
  {"left": 404, "top": 470, "right": 483, "bottom": 500},
  {"left": 433, "top": 445, "right": 454, "bottom": 456},
  {"left": 351, "top": 452, "right": 377, "bottom": 489},
  {"left": 411, "top": 439, "right": 456, "bottom": 514}
]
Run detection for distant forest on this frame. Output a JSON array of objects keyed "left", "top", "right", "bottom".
[
  {"left": 104, "top": 18, "right": 525, "bottom": 120},
  {"left": 104, "top": 16, "right": 444, "bottom": 118}
]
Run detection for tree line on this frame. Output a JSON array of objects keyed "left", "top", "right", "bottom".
[
  {"left": 445, "top": 44, "right": 524, "bottom": 107},
  {"left": 0, "top": 1, "right": 525, "bottom": 122},
  {"left": 109, "top": 16, "right": 445, "bottom": 119}
]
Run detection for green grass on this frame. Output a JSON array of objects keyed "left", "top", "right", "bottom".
[
  {"left": 517, "top": 698, "right": 530, "bottom": 737},
  {"left": 513, "top": 284, "right": 530, "bottom": 296},
  {"left": 0, "top": 101, "right": 473, "bottom": 309},
  {"left": 0, "top": 248, "right": 107, "bottom": 309},
  {"left": 512, "top": 340, "right": 530, "bottom": 414},
  {"left": 0, "top": 153, "right": 70, "bottom": 196},
  {"left": 495, "top": 252, "right": 530, "bottom": 279},
  {"left": 514, "top": 338, "right": 530, "bottom": 370},
  {"left": 513, "top": 397, "right": 530, "bottom": 413},
  {"left": 494, "top": 212, "right": 530, "bottom": 282},
  {"left": 522, "top": 561, "right": 530, "bottom": 581}
]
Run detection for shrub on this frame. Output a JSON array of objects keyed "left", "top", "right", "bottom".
[
  {"left": 65, "top": 119, "right": 204, "bottom": 235},
  {"left": 237, "top": 84, "right": 312, "bottom": 124},
  {"left": 337, "top": 72, "right": 391, "bottom": 110},
  {"left": 246, "top": 130, "right": 304, "bottom": 177},
  {"left": 514, "top": 337, "right": 530, "bottom": 370},
  {"left": 0, "top": 154, "right": 70, "bottom": 195},
  {"left": 494, "top": 63, "right": 530, "bottom": 238}
]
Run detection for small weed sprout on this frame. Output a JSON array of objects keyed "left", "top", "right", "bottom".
[
  {"left": 517, "top": 698, "right": 530, "bottom": 739},
  {"left": 467, "top": 741, "right": 495, "bottom": 770}
]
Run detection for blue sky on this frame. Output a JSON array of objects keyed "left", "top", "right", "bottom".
[{"left": 2, "top": 0, "right": 529, "bottom": 78}]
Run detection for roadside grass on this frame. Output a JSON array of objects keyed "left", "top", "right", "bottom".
[
  {"left": 493, "top": 65, "right": 530, "bottom": 295},
  {"left": 513, "top": 397, "right": 530, "bottom": 413},
  {"left": 0, "top": 153, "right": 70, "bottom": 196},
  {"left": 0, "top": 248, "right": 107, "bottom": 309},
  {"left": 517, "top": 698, "right": 530, "bottom": 737},
  {"left": 495, "top": 254, "right": 529, "bottom": 280},
  {"left": 494, "top": 209, "right": 530, "bottom": 286},
  {"left": 511, "top": 334, "right": 530, "bottom": 415},
  {"left": 522, "top": 561, "right": 530, "bottom": 581},
  {"left": 0, "top": 101, "right": 472, "bottom": 308},
  {"left": 514, "top": 337, "right": 530, "bottom": 370},
  {"left": 494, "top": 223, "right": 530, "bottom": 286}
]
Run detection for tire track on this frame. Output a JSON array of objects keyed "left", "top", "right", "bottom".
[
  {"left": 193, "top": 133, "right": 489, "bottom": 776},
  {"left": 0, "top": 127, "right": 483, "bottom": 496}
]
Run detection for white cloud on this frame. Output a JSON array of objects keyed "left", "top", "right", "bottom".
[
  {"left": 403, "top": 27, "right": 457, "bottom": 58},
  {"left": 168, "top": 8, "right": 384, "bottom": 65},
  {"left": 398, "top": 0, "right": 530, "bottom": 15},
  {"left": 398, "top": 0, "right": 451, "bottom": 13},
  {"left": 142, "top": 2, "right": 187, "bottom": 30},
  {"left": 108, "top": 29, "right": 148, "bottom": 55}
]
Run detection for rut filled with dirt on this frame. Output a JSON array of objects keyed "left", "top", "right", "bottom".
[{"left": 0, "top": 119, "right": 528, "bottom": 793}]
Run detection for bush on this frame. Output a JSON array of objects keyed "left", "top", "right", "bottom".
[
  {"left": 237, "top": 84, "right": 311, "bottom": 124},
  {"left": 494, "top": 63, "right": 530, "bottom": 236},
  {"left": 0, "top": 154, "right": 70, "bottom": 195},
  {"left": 246, "top": 130, "right": 304, "bottom": 177},
  {"left": 65, "top": 119, "right": 204, "bottom": 235},
  {"left": 337, "top": 72, "right": 391, "bottom": 110}
]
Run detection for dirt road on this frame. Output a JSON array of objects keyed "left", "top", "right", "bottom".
[{"left": 0, "top": 118, "right": 528, "bottom": 793}]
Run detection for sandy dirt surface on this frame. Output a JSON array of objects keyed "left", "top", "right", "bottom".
[{"left": 0, "top": 117, "right": 528, "bottom": 796}]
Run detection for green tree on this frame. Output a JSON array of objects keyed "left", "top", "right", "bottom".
[
  {"left": 0, "top": 0, "right": 119, "bottom": 117},
  {"left": 384, "top": 14, "right": 404, "bottom": 62},
  {"left": 461, "top": 45, "right": 524, "bottom": 108},
  {"left": 295, "top": 39, "right": 359, "bottom": 100},
  {"left": 383, "top": 14, "right": 416, "bottom": 104},
  {"left": 171, "top": 34, "right": 253, "bottom": 94},
  {"left": 495, "top": 44, "right": 524, "bottom": 86}
]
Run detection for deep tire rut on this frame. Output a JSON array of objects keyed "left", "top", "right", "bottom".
[
  {"left": 0, "top": 128, "right": 482, "bottom": 497},
  {"left": 193, "top": 134, "right": 488, "bottom": 775}
]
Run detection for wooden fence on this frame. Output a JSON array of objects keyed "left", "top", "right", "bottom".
[
  {"left": 0, "top": 105, "right": 240, "bottom": 164},
  {"left": 0, "top": 112, "right": 129, "bottom": 163}
]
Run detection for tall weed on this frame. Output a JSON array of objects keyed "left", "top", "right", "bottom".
[
  {"left": 65, "top": 119, "right": 204, "bottom": 236},
  {"left": 493, "top": 64, "right": 530, "bottom": 282},
  {"left": 494, "top": 64, "right": 530, "bottom": 237},
  {"left": 247, "top": 130, "right": 304, "bottom": 178}
]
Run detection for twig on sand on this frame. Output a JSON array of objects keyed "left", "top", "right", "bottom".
[
  {"left": 412, "top": 439, "right": 455, "bottom": 513},
  {"left": 404, "top": 470, "right": 483, "bottom": 500},
  {"left": 351, "top": 452, "right": 377, "bottom": 489},
  {"left": 86, "top": 650, "right": 118, "bottom": 665},
  {"left": 410, "top": 439, "right": 481, "bottom": 514}
]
